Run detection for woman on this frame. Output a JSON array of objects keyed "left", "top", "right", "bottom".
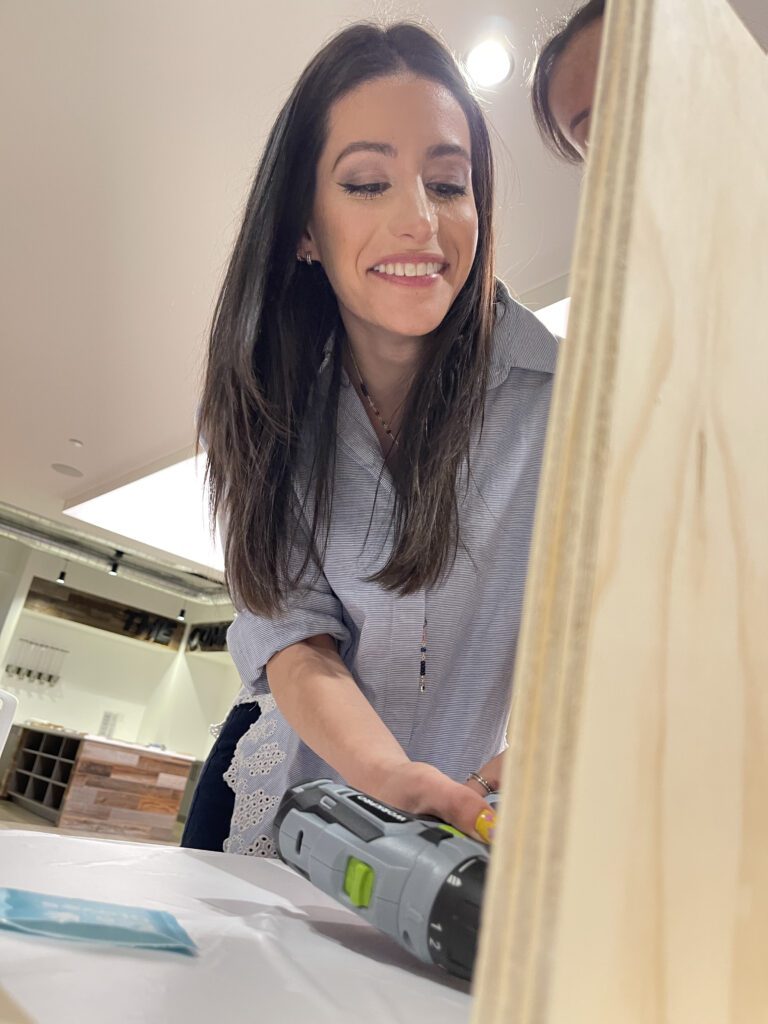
[
  {"left": 531, "top": 0, "right": 605, "bottom": 163},
  {"left": 182, "top": 21, "right": 557, "bottom": 857}
]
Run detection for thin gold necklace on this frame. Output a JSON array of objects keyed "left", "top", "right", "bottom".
[{"left": 346, "top": 342, "right": 401, "bottom": 451}]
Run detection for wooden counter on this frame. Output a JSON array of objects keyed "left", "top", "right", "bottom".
[{"left": 5, "top": 725, "right": 194, "bottom": 841}]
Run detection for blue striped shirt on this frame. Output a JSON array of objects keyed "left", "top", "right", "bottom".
[{"left": 222, "top": 281, "right": 558, "bottom": 857}]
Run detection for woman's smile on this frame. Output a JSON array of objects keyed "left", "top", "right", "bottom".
[{"left": 368, "top": 255, "right": 448, "bottom": 287}]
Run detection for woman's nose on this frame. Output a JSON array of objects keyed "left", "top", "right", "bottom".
[{"left": 388, "top": 180, "right": 438, "bottom": 241}]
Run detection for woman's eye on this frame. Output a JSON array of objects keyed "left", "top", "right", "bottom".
[
  {"left": 338, "top": 182, "right": 468, "bottom": 200},
  {"left": 340, "top": 182, "right": 390, "bottom": 199},
  {"left": 429, "top": 183, "right": 468, "bottom": 199}
]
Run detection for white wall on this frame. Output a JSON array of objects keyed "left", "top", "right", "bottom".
[
  {"left": 137, "top": 650, "right": 242, "bottom": 759},
  {"left": 0, "top": 537, "right": 33, "bottom": 662},
  {"left": 0, "top": 537, "right": 241, "bottom": 759},
  {"left": 5, "top": 609, "right": 174, "bottom": 742}
]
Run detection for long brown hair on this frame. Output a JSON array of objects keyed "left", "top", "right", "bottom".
[
  {"left": 531, "top": 0, "right": 605, "bottom": 163},
  {"left": 198, "top": 22, "right": 497, "bottom": 617}
]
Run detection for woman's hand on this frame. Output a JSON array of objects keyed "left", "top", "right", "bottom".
[
  {"left": 371, "top": 760, "right": 496, "bottom": 844},
  {"left": 463, "top": 751, "right": 504, "bottom": 798}
]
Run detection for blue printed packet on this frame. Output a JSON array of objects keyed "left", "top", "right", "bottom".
[{"left": 0, "top": 887, "right": 198, "bottom": 956}]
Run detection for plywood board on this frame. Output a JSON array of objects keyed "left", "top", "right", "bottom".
[{"left": 472, "top": 0, "right": 768, "bottom": 1021}]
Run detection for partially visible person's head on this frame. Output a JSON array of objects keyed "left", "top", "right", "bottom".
[{"left": 531, "top": 0, "right": 605, "bottom": 163}]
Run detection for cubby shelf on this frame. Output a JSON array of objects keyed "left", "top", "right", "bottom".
[{"left": 6, "top": 727, "right": 82, "bottom": 824}]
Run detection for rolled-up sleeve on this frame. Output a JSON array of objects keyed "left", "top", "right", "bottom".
[{"left": 226, "top": 564, "right": 352, "bottom": 691}]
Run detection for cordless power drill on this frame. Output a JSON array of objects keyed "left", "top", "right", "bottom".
[{"left": 275, "top": 779, "right": 499, "bottom": 980}]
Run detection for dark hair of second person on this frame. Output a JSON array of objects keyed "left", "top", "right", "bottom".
[{"left": 531, "top": 0, "right": 605, "bottom": 163}]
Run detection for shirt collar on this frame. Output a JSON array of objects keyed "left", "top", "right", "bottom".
[{"left": 487, "top": 279, "right": 558, "bottom": 387}]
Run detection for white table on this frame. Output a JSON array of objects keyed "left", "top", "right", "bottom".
[{"left": 0, "top": 830, "right": 472, "bottom": 1024}]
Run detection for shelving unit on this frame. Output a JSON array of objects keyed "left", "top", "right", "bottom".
[
  {"left": 4, "top": 723, "right": 194, "bottom": 840},
  {"left": 7, "top": 727, "right": 83, "bottom": 824}
]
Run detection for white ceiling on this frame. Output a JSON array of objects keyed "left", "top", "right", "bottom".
[{"left": 1, "top": 0, "right": 765, "bottom": 576}]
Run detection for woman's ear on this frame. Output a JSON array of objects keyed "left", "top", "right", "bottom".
[{"left": 297, "top": 227, "right": 321, "bottom": 264}]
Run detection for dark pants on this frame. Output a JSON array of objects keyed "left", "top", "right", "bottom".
[{"left": 180, "top": 700, "right": 262, "bottom": 852}]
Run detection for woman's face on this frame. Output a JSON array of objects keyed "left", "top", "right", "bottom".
[
  {"left": 304, "top": 74, "right": 479, "bottom": 343},
  {"left": 548, "top": 18, "right": 603, "bottom": 160}
]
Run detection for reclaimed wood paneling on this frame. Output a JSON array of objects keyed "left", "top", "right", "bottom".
[
  {"left": 59, "top": 739, "right": 193, "bottom": 841},
  {"left": 25, "top": 577, "right": 184, "bottom": 650}
]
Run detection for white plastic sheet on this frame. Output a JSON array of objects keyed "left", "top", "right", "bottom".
[{"left": 0, "top": 830, "right": 472, "bottom": 1024}]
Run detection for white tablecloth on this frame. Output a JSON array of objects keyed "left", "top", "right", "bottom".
[{"left": 0, "top": 830, "right": 472, "bottom": 1024}]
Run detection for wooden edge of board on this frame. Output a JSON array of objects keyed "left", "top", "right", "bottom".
[{"left": 470, "top": 0, "right": 657, "bottom": 1020}]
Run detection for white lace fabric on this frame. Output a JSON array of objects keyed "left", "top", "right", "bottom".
[{"left": 222, "top": 693, "right": 285, "bottom": 858}]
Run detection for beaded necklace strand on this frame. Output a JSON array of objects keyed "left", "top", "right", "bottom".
[
  {"left": 346, "top": 341, "right": 401, "bottom": 452},
  {"left": 346, "top": 339, "right": 428, "bottom": 694}
]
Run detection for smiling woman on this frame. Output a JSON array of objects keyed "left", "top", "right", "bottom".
[
  {"left": 184, "top": 22, "right": 558, "bottom": 858},
  {"left": 306, "top": 73, "right": 481, "bottom": 437}
]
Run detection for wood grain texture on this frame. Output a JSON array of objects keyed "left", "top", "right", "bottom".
[
  {"left": 58, "top": 740, "right": 192, "bottom": 840},
  {"left": 472, "top": 1, "right": 767, "bottom": 1022}
]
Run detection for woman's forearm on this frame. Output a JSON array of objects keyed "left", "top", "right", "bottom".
[
  {"left": 267, "top": 634, "right": 497, "bottom": 842},
  {"left": 266, "top": 633, "right": 409, "bottom": 794}
]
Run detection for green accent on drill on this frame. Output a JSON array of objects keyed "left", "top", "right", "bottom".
[
  {"left": 344, "top": 857, "right": 376, "bottom": 908},
  {"left": 438, "top": 824, "right": 466, "bottom": 838}
]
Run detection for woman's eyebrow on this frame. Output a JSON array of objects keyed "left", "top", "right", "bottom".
[
  {"left": 332, "top": 141, "right": 395, "bottom": 170},
  {"left": 426, "top": 143, "right": 471, "bottom": 163},
  {"left": 332, "top": 140, "right": 471, "bottom": 171},
  {"left": 569, "top": 107, "right": 591, "bottom": 135}
]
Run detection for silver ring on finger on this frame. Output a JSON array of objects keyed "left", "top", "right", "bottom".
[{"left": 467, "top": 770, "right": 495, "bottom": 795}]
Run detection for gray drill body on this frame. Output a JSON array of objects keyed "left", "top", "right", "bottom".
[{"left": 276, "top": 780, "right": 496, "bottom": 978}]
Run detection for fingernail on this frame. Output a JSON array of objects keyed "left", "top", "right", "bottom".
[{"left": 474, "top": 808, "right": 496, "bottom": 844}]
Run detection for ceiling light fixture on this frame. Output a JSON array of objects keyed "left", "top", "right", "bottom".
[
  {"left": 51, "top": 463, "right": 84, "bottom": 478},
  {"left": 177, "top": 608, "right": 186, "bottom": 623},
  {"left": 56, "top": 561, "right": 68, "bottom": 585},
  {"left": 466, "top": 38, "right": 513, "bottom": 88},
  {"left": 109, "top": 550, "right": 124, "bottom": 576}
]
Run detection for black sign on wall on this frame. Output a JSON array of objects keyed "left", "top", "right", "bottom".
[
  {"left": 122, "top": 609, "right": 180, "bottom": 646},
  {"left": 186, "top": 621, "right": 232, "bottom": 653}
]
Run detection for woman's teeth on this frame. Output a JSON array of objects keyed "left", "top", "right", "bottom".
[{"left": 371, "top": 262, "right": 444, "bottom": 277}]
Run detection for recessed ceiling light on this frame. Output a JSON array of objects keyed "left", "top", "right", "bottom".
[
  {"left": 68, "top": 438, "right": 84, "bottom": 448},
  {"left": 466, "top": 39, "right": 513, "bottom": 88},
  {"left": 51, "top": 463, "right": 84, "bottom": 478}
]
